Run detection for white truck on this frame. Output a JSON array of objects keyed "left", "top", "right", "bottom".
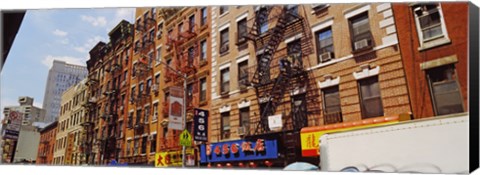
[{"left": 319, "top": 113, "right": 469, "bottom": 174}]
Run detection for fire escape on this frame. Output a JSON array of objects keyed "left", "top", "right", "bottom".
[
  {"left": 245, "top": 5, "right": 321, "bottom": 164},
  {"left": 82, "top": 73, "right": 100, "bottom": 165},
  {"left": 130, "top": 10, "right": 158, "bottom": 163},
  {"left": 160, "top": 8, "right": 201, "bottom": 150}
]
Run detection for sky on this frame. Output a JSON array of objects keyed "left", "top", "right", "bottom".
[{"left": 0, "top": 8, "right": 135, "bottom": 121}]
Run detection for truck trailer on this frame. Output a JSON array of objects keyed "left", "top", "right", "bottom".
[{"left": 319, "top": 113, "right": 469, "bottom": 174}]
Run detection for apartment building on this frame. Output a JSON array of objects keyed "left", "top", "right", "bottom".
[
  {"left": 53, "top": 79, "right": 87, "bottom": 165},
  {"left": 36, "top": 121, "right": 57, "bottom": 165},
  {"left": 1, "top": 96, "right": 45, "bottom": 163},
  {"left": 392, "top": 2, "right": 469, "bottom": 118},
  {"left": 85, "top": 20, "right": 134, "bottom": 165},
  {"left": 42, "top": 60, "right": 88, "bottom": 123},
  {"left": 202, "top": 4, "right": 413, "bottom": 167}
]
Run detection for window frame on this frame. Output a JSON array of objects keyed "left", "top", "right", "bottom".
[
  {"left": 221, "top": 112, "right": 230, "bottom": 139},
  {"left": 219, "top": 28, "right": 230, "bottom": 54},
  {"left": 348, "top": 11, "right": 373, "bottom": 52},
  {"left": 426, "top": 64, "right": 465, "bottom": 116},
  {"left": 200, "top": 78, "right": 207, "bottom": 102},
  {"left": 315, "top": 27, "right": 335, "bottom": 63},
  {"left": 357, "top": 76, "right": 384, "bottom": 119},
  {"left": 220, "top": 67, "right": 230, "bottom": 94},
  {"left": 412, "top": 3, "right": 450, "bottom": 50}
]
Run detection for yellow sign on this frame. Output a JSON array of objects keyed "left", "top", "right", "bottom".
[
  {"left": 300, "top": 116, "right": 404, "bottom": 157},
  {"left": 179, "top": 130, "right": 192, "bottom": 147},
  {"left": 155, "top": 149, "right": 194, "bottom": 167}
]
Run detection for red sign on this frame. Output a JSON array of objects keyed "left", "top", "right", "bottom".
[
  {"left": 231, "top": 143, "right": 239, "bottom": 154},
  {"left": 222, "top": 144, "right": 230, "bottom": 155},
  {"left": 254, "top": 139, "right": 265, "bottom": 152},
  {"left": 214, "top": 145, "right": 221, "bottom": 155},
  {"left": 241, "top": 141, "right": 253, "bottom": 152}
]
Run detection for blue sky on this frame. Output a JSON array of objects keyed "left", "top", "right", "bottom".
[{"left": 1, "top": 8, "right": 134, "bottom": 121}]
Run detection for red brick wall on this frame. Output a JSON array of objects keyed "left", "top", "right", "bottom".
[{"left": 392, "top": 3, "right": 469, "bottom": 118}]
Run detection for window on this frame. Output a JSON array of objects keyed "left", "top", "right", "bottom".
[
  {"left": 155, "top": 74, "right": 160, "bottom": 84},
  {"left": 142, "top": 34, "right": 148, "bottom": 46},
  {"left": 349, "top": 12, "right": 373, "bottom": 52},
  {"left": 201, "top": 7, "right": 207, "bottom": 26},
  {"left": 133, "top": 139, "right": 139, "bottom": 155},
  {"left": 141, "top": 136, "right": 147, "bottom": 154},
  {"left": 238, "top": 60, "right": 249, "bottom": 87},
  {"left": 178, "top": 22, "right": 184, "bottom": 33},
  {"left": 136, "top": 109, "right": 142, "bottom": 125},
  {"left": 157, "top": 23, "right": 163, "bottom": 38},
  {"left": 219, "top": 6, "right": 228, "bottom": 15},
  {"left": 163, "top": 127, "right": 168, "bottom": 139},
  {"left": 147, "top": 79, "right": 152, "bottom": 93},
  {"left": 237, "top": 18, "right": 247, "bottom": 44},
  {"left": 358, "top": 76, "right": 383, "bottom": 119},
  {"left": 287, "top": 39, "right": 303, "bottom": 67},
  {"left": 134, "top": 41, "right": 140, "bottom": 53},
  {"left": 220, "top": 68, "right": 230, "bottom": 94},
  {"left": 286, "top": 5, "right": 298, "bottom": 22},
  {"left": 126, "top": 140, "right": 131, "bottom": 156},
  {"left": 188, "top": 47, "right": 195, "bottom": 66},
  {"left": 426, "top": 65, "right": 464, "bottom": 115},
  {"left": 322, "top": 86, "right": 342, "bottom": 124},
  {"left": 220, "top": 28, "right": 229, "bottom": 54},
  {"left": 156, "top": 47, "right": 162, "bottom": 64},
  {"left": 118, "top": 122, "right": 123, "bottom": 138},
  {"left": 239, "top": 107, "right": 250, "bottom": 129},
  {"left": 144, "top": 106, "right": 150, "bottom": 123},
  {"left": 413, "top": 3, "right": 445, "bottom": 42},
  {"left": 200, "top": 40, "right": 207, "bottom": 61},
  {"left": 189, "top": 15, "right": 195, "bottom": 32},
  {"left": 257, "top": 7, "right": 268, "bottom": 34},
  {"left": 153, "top": 103, "right": 159, "bottom": 121},
  {"left": 131, "top": 86, "right": 136, "bottom": 100},
  {"left": 149, "top": 29, "right": 155, "bottom": 42},
  {"left": 139, "top": 83, "right": 144, "bottom": 96},
  {"left": 150, "top": 133, "right": 157, "bottom": 153},
  {"left": 186, "top": 83, "right": 193, "bottom": 107},
  {"left": 148, "top": 52, "right": 154, "bottom": 67},
  {"left": 316, "top": 27, "right": 334, "bottom": 63},
  {"left": 200, "top": 78, "right": 207, "bottom": 102},
  {"left": 221, "top": 112, "right": 230, "bottom": 139}
]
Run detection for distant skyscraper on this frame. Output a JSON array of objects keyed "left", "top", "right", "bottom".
[{"left": 41, "top": 60, "right": 87, "bottom": 123}]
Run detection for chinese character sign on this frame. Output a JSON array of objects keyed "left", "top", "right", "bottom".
[{"left": 193, "top": 108, "right": 208, "bottom": 142}]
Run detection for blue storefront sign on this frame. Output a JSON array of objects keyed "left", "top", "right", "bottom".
[{"left": 200, "top": 139, "right": 278, "bottom": 163}]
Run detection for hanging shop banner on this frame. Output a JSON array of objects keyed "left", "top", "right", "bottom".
[
  {"left": 268, "top": 114, "right": 282, "bottom": 131},
  {"left": 193, "top": 108, "right": 208, "bottom": 142},
  {"left": 169, "top": 86, "right": 184, "bottom": 130},
  {"left": 3, "top": 130, "right": 19, "bottom": 140},
  {"left": 155, "top": 148, "right": 195, "bottom": 167},
  {"left": 199, "top": 139, "right": 278, "bottom": 163}
]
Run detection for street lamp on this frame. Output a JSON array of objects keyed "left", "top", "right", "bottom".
[{"left": 157, "top": 59, "right": 188, "bottom": 168}]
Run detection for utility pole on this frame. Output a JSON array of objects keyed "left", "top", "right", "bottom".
[{"left": 159, "top": 60, "right": 188, "bottom": 168}]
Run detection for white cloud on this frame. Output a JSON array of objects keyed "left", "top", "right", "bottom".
[
  {"left": 81, "top": 15, "right": 107, "bottom": 27},
  {"left": 116, "top": 8, "right": 134, "bottom": 21},
  {"left": 41, "top": 55, "right": 87, "bottom": 68},
  {"left": 52, "top": 29, "right": 68, "bottom": 37},
  {"left": 73, "top": 35, "right": 106, "bottom": 53},
  {"left": 59, "top": 38, "right": 69, "bottom": 45}
]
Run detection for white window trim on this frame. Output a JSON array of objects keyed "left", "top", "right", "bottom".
[
  {"left": 285, "top": 33, "right": 303, "bottom": 44},
  {"left": 219, "top": 105, "right": 231, "bottom": 113},
  {"left": 219, "top": 22, "right": 230, "bottom": 32},
  {"left": 237, "top": 100, "right": 251, "bottom": 109},
  {"left": 344, "top": 4, "right": 371, "bottom": 19},
  {"left": 235, "top": 12, "right": 249, "bottom": 22},
  {"left": 219, "top": 62, "right": 231, "bottom": 71},
  {"left": 353, "top": 66, "right": 380, "bottom": 80},
  {"left": 318, "top": 76, "right": 341, "bottom": 89},
  {"left": 413, "top": 4, "right": 451, "bottom": 51},
  {"left": 311, "top": 17, "right": 334, "bottom": 33},
  {"left": 236, "top": 54, "right": 249, "bottom": 64}
]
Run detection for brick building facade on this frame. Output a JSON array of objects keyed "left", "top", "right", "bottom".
[
  {"left": 392, "top": 2, "right": 468, "bottom": 118},
  {"left": 36, "top": 121, "right": 57, "bottom": 165}
]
